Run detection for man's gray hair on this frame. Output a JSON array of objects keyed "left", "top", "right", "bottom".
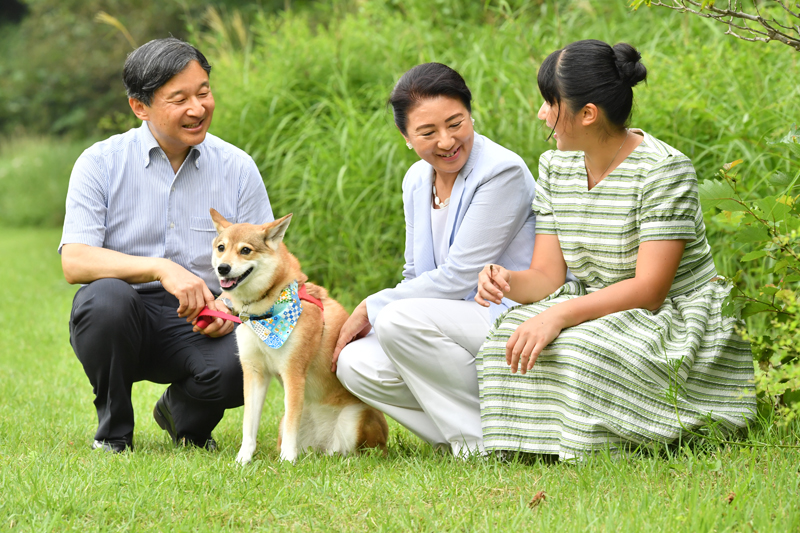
[{"left": 123, "top": 38, "right": 212, "bottom": 106}]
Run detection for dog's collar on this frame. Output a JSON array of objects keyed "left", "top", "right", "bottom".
[
  {"left": 240, "top": 281, "right": 323, "bottom": 321},
  {"left": 239, "top": 281, "right": 323, "bottom": 349},
  {"left": 240, "top": 280, "right": 297, "bottom": 322}
]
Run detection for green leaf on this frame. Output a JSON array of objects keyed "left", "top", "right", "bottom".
[
  {"left": 741, "top": 250, "right": 769, "bottom": 261},
  {"left": 698, "top": 179, "right": 737, "bottom": 209},
  {"left": 741, "top": 213, "right": 759, "bottom": 225},
  {"left": 782, "top": 389, "right": 800, "bottom": 406},
  {"left": 770, "top": 172, "right": 791, "bottom": 186},
  {"left": 760, "top": 286, "right": 780, "bottom": 296},
  {"left": 784, "top": 216, "right": 800, "bottom": 231},
  {"left": 742, "top": 301, "right": 773, "bottom": 318},
  {"left": 768, "top": 202, "right": 792, "bottom": 222},
  {"left": 774, "top": 259, "right": 789, "bottom": 273},
  {"left": 738, "top": 225, "right": 769, "bottom": 243},
  {"left": 755, "top": 196, "right": 778, "bottom": 215},
  {"left": 783, "top": 274, "right": 800, "bottom": 282},
  {"left": 717, "top": 200, "right": 748, "bottom": 212}
]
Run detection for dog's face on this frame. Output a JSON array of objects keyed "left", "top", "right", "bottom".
[{"left": 209, "top": 209, "right": 292, "bottom": 299}]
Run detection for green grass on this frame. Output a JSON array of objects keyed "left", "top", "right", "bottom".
[
  {"left": 1, "top": 229, "right": 799, "bottom": 532},
  {"left": 0, "top": 136, "right": 95, "bottom": 228}
]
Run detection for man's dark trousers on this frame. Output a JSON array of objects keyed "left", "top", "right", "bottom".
[{"left": 69, "top": 278, "right": 243, "bottom": 446}]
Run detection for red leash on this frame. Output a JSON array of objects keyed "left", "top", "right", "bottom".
[
  {"left": 195, "top": 307, "right": 242, "bottom": 330},
  {"left": 195, "top": 283, "right": 323, "bottom": 329}
]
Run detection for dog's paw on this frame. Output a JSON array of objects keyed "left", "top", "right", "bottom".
[
  {"left": 279, "top": 448, "right": 298, "bottom": 463},
  {"left": 235, "top": 446, "right": 255, "bottom": 465}
]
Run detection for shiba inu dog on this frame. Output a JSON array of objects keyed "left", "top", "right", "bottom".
[{"left": 209, "top": 209, "right": 388, "bottom": 463}]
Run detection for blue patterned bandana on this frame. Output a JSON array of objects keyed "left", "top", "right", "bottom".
[{"left": 240, "top": 281, "right": 301, "bottom": 349}]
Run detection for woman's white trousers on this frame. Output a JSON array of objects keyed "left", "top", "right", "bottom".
[{"left": 336, "top": 298, "right": 490, "bottom": 456}]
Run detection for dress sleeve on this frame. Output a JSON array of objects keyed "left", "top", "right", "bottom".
[
  {"left": 532, "top": 151, "right": 557, "bottom": 235},
  {"left": 59, "top": 150, "right": 108, "bottom": 253},
  {"left": 639, "top": 154, "right": 699, "bottom": 242}
]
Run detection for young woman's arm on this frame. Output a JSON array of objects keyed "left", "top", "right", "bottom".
[{"left": 522, "top": 240, "right": 684, "bottom": 374}]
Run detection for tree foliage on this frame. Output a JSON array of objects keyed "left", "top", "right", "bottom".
[
  {"left": 0, "top": 0, "right": 303, "bottom": 137},
  {"left": 632, "top": 0, "right": 800, "bottom": 51}
]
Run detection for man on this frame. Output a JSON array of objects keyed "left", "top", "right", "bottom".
[{"left": 60, "top": 37, "right": 273, "bottom": 453}]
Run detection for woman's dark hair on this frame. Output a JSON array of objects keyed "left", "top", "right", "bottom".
[
  {"left": 123, "top": 37, "right": 212, "bottom": 106},
  {"left": 537, "top": 39, "right": 646, "bottom": 132},
  {"left": 389, "top": 62, "right": 472, "bottom": 136}
]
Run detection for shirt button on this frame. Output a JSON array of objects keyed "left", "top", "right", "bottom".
[
  {"left": 171, "top": 186, "right": 176, "bottom": 192},
  {"left": 169, "top": 222, "right": 175, "bottom": 229}
]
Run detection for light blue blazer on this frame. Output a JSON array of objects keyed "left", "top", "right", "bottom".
[{"left": 365, "top": 133, "right": 537, "bottom": 323}]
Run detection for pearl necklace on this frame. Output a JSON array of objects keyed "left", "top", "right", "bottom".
[
  {"left": 585, "top": 129, "right": 629, "bottom": 186},
  {"left": 433, "top": 182, "right": 450, "bottom": 209}
]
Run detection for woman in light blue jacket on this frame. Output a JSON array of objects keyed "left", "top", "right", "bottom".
[{"left": 332, "top": 63, "right": 536, "bottom": 456}]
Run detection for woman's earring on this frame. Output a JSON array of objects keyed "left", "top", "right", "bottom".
[
  {"left": 471, "top": 117, "right": 475, "bottom": 125},
  {"left": 406, "top": 141, "right": 413, "bottom": 149}
]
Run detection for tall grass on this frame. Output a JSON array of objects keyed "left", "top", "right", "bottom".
[
  {"left": 199, "top": 0, "right": 800, "bottom": 308},
  {"left": 1, "top": 1, "right": 797, "bottom": 310}
]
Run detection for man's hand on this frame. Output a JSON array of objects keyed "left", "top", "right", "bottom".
[
  {"left": 193, "top": 298, "right": 236, "bottom": 338},
  {"left": 156, "top": 260, "right": 215, "bottom": 322},
  {"left": 331, "top": 300, "right": 372, "bottom": 373}
]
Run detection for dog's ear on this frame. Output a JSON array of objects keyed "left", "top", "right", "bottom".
[
  {"left": 210, "top": 208, "right": 231, "bottom": 234},
  {"left": 263, "top": 213, "right": 292, "bottom": 251}
]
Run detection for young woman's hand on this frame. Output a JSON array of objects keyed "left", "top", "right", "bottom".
[
  {"left": 475, "top": 264, "right": 511, "bottom": 307},
  {"left": 505, "top": 307, "right": 564, "bottom": 374}
]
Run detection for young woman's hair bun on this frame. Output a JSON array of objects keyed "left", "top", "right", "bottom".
[{"left": 612, "top": 43, "right": 647, "bottom": 88}]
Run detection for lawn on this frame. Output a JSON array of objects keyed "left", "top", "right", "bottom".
[{"left": 0, "top": 228, "right": 798, "bottom": 532}]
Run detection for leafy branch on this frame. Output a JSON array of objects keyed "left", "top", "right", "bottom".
[
  {"left": 631, "top": 1, "right": 800, "bottom": 51},
  {"left": 699, "top": 124, "right": 800, "bottom": 421}
]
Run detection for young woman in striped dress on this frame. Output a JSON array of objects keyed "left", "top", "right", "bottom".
[{"left": 475, "top": 39, "right": 756, "bottom": 460}]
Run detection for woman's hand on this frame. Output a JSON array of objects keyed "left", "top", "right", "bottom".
[
  {"left": 331, "top": 300, "right": 372, "bottom": 372},
  {"left": 475, "top": 264, "right": 511, "bottom": 307},
  {"left": 506, "top": 307, "right": 565, "bottom": 374}
]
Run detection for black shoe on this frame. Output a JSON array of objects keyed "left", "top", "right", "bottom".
[
  {"left": 188, "top": 436, "right": 217, "bottom": 452},
  {"left": 153, "top": 393, "right": 179, "bottom": 445},
  {"left": 153, "top": 392, "right": 217, "bottom": 451},
  {"left": 91, "top": 439, "right": 132, "bottom": 453}
]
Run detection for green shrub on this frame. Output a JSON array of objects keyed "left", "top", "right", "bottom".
[{"left": 700, "top": 125, "right": 800, "bottom": 423}]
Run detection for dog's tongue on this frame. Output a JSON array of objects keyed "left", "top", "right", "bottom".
[{"left": 220, "top": 278, "right": 236, "bottom": 289}]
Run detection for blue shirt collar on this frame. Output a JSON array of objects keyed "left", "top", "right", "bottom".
[{"left": 136, "top": 121, "right": 204, "bottom": 169}]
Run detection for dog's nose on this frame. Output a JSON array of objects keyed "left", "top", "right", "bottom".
[{"left": 217, "top": 264, "right": 231, "bottom": 276}]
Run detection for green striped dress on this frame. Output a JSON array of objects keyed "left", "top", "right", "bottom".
[{"left": 477, "top": 131, "right": 756, "bottom": 459}]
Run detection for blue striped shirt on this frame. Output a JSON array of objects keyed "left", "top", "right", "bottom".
[{"left": 59, "top": 122, "right": 273, "bottom": 291}]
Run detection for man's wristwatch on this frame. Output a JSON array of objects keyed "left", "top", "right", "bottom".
[{"left": 217, "top": 296, "right": 234, "bottom": 312}]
